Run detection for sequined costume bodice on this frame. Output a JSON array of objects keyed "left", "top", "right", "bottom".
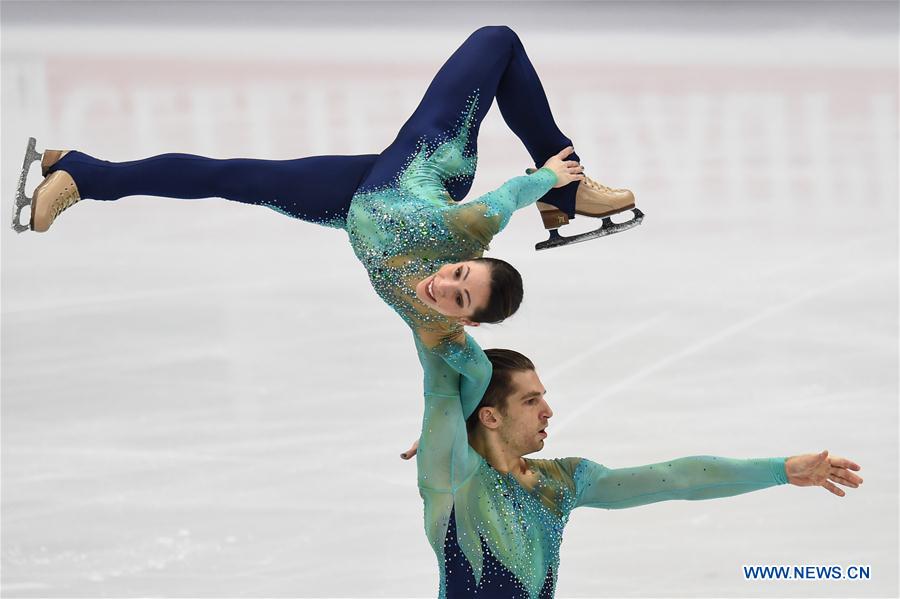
[
  {"left": 415, "top": 349, "right": 789, "bottom": 598},
  {"left": 342, "top": 95, "right": 558, "bottom": 411}
]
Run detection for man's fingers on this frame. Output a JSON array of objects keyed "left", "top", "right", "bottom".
[
  {"left": 827, "top": 472, "right": 855, "bottom": 487},
  {"left": 822, "top": 480, "right": 845, "bottom": 497},
  {"left": 829, "top": 474, "right": 859, "bottom": 488},
  {"left": 831, "top": 467, "right": 863, "bottom": 485},
  {"left": 830, "top": 456, "right": 861, "bottom": 471}
]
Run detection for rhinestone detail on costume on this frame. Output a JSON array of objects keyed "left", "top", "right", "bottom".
[{"left": 345, "top": 92, "right": 484, "bottom": 336}]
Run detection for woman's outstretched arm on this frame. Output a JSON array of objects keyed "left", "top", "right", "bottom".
[
  {"left": 416, "top": 330, "right": 492, "bottom": 422},
  {"left": 413, "top": 336, "right": 480, "bottom": 490},
  {"left": 444, "top": 146, "right": 582, "bottom": 243}
]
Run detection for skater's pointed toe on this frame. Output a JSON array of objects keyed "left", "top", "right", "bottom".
[
  {"left": 31, "top": 170, "right": 81, "bottom": 232},
  {"left": 533, "top": 175, "right": 643, "bottom": 250},
  {"left": 11, "top": 139, "right": 79, "bottom": 234},
  {"left": 533, "top": 174, "right": 638, "bottom": 234}
]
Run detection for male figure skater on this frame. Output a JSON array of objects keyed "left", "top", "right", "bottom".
[{"left": 407, "top": 348, "right": 863, "bottom": 598}]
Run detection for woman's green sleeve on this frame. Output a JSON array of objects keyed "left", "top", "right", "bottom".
[
  {"left": 451, "top": 167, "right": 557, "bottom": 238},
  {"left": 424, "top": 332, "right": 492, "bottom": 421},
  {"left": 414, "top": 335, "right": 480, "bottom": 492}
]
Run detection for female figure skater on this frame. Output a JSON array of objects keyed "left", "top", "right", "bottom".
[{"left": 14, "top": 26, "right": 641, "bottom": 413}]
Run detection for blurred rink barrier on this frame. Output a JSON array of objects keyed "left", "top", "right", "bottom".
[{"left": 3, "top": 19, "right": 897, "bottom": 232}]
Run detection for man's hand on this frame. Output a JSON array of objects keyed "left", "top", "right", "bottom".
[
  {"left": 785, "top": 450, "right": 863, "bottom": 497},
  {"left": 400, "top": 438, "right": 419, "bottom": 460}
]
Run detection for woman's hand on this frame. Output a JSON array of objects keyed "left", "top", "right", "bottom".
[
  {"left": 785, "top": 450, "right": 863, "bottom": 497},
  {"left": 400, "top": 438, "right": 419, "bottom": 460},
  {"left": 541, "top": 146, "right": 584, "bottom": 188}
]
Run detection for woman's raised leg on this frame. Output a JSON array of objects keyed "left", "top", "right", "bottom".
[{"left": 359, "top": 26, "right": 579, "bottom": 214}]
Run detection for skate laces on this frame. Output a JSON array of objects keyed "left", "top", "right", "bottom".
[
  {"left": 582, "top": 175, "right": 616, "bottom": 193},
  {"left": 51, "top": 184, "right": 79, "bottom": 219}
]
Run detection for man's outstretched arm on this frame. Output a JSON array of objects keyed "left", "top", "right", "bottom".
[
  {"left": 573, "top": 451, "right": 862, "bottom": 509},
  {"left": 444, "top": 146, "right": 580, "bottom": 244}
]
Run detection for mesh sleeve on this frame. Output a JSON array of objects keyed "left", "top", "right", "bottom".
[
  {"left": 414, "top": 336, "right": 480, "bottom": 492},
  {"left": 573, "top": 456, "right": 789, "bottom": 510},
  {"left": 450, "top": 167, "right": 557, "bottom": 238},
  {"left": 426, "top": 332, "right": 492, "bottom": 421}
]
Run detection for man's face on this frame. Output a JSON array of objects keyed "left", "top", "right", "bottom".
[{"left": 497, "top": 369, "right": 553, "bottom": 456}]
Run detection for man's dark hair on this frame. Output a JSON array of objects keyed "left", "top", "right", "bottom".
[
  {"left": 466, "top": 348, "right": 535, "bottom": 433},
  {"left": 469, "top": 258, "right": 523, "bottom": 324}
]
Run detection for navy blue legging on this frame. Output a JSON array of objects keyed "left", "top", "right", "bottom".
[{"left": 50, "top": 26, "right": 580, "bottom": 221}]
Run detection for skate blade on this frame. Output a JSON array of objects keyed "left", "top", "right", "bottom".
[
  {"left": 11, "top": 137, "right": 43, "bottom": 233},
  {"left": 535, "top": 208, "right": 645, "bottom": 251}
]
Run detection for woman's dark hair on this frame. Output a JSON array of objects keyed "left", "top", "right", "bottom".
[
  {"left": 466, "top": 348, "right": 535, "bottom": 433},
  {"left": 469, "top": 257, "right": 523, "bottom": 324}
]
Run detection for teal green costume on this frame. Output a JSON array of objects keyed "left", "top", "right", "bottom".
[
  {"left": 346, "top": 95, "right": 559, "bottom": 409},
  {"left": 416, "top": 348, "right": 789, "bottom": 598}
]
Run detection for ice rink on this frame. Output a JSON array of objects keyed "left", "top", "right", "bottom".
[{"left": 2, "top": 2, "right": 898, "bottom": 597}]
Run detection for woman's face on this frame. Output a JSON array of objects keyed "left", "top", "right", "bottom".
[{"left": 415, "top": 261, "right": 491, "bottom": 323}]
